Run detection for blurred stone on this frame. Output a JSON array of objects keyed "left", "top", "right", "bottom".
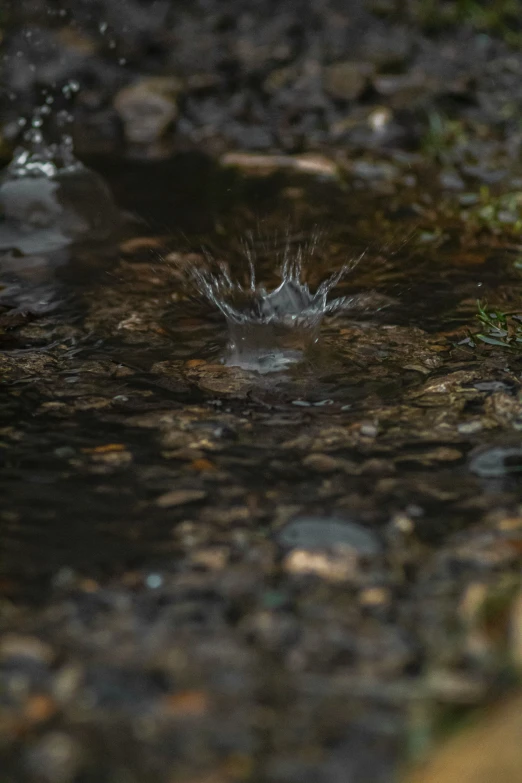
[
  {"left": 156, "top": 489, "right": 207, "bottom": 508},
  {"left": 469, "top": 447, "right": 522, "bottom": 478},
  {"left": 277, "top": 517, "right": 380, "bottom": 554},
  {"left": 302, "top": 453, "right": 342, "bottom": 473},
  {"left": 0, "top": 635, "right": 54, "bottom": 665},
  {"left": 323, "top": 61, "right": 374, "bottom": 101},
  {"left": 284, "top": 548, "right": 359, "bottom": 582},
  {"left": 114, "top": 77, "right": 181, "bottom": 145},
  {"left": 24, "top": 732, "right": 83, "bottom": 783}
]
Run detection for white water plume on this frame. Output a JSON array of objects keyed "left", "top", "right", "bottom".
[{"left": 185, "top": 234, "right": 364, "bottom": 373}]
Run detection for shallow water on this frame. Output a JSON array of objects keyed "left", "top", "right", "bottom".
[
  {"left": 3, "top": 150, "right": 522, "bottom": 780},
  {"left": 2, "top": 148, "right": 521, "bottom": 595}
]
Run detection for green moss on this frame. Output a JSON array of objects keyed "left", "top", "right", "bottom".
[
  {"left": 461, "top": 187, "right": 522, "bottom": 235},
  {"left": 421, "top": 112, "right": 468, "bottom": 163}
]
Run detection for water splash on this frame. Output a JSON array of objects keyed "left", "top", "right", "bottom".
[
  {"left": 0, "top": 85, "right": 119, "bottom": 254},
  {"left": 186, "top": 235, "right": 364, "bottom": 373}
]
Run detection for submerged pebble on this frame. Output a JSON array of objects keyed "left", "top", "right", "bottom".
[
  {"left": 469, "top": 447, "right": 522, "bottom": 478},
  {"left": 277, "top": 516, "right": 381, "bottom": 554}
]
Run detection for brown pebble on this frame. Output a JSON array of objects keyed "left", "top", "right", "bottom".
[
  {"left": 190, "top": 458, "right": 216, "bottom": 472},
  {"left": 156, "top": 489, "right": 207, "bottom": 508},
  {"left": 0, "top": 635, "right": 54, "bottom": 665},
  {"left": 25, "top": 695, "right": 58, "bottom": 724},
  {"left": 163, "top": 690, "right": 209, "bottom": 718},
  {"left": 119, "top": 237, "right": 165, "bottom": 254},
  {"left": 302, "top": 453, "right": 341, "bottom": 473}
]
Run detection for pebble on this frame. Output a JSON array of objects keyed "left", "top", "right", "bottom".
[
  {"left": 155, "top": 489, "right": 207, "bottom": 508},
  {"left": 277, "top": 516, "right": 381, "bottom": 555},
  {"left": 24, "top": 732, "right": 83, "bottom": 783},
  {"left": 114, "top": 77, "right": 181, "bottom": 145},
  {"left": 302, "top": 453, "right": 342, "bottom": 473},
  {"left": 458, "top": 420, "right": 484, "bottom": 434},
  {"left": 284, "top": 549, "right": 359, "bottom": 582},
  {"left": 0, "top": 635, "right": 54, "bottom": 666},
  {"left": 469, "top": 447, "right": 522, "bottom": 478},
  {"left": 323, "top": 61, "right": 373, "bottom": 101}
]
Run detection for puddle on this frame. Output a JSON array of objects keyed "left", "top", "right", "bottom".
[
  {"left": 2, "top": 150, "right": 521, "bottom": 580},
  {"left": 2, "top": 149, "right": 522, "bottom": 781}
]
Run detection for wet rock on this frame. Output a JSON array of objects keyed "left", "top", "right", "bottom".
[
  {"left": 469, "top": 447, "right": 522, "bottom": 478},
  {"left": 183, "top": 362, "right": 256, "bottom": 396},
  {"left": 221, "top": 152, "right": 338, "bottom": 178},
  {"left": 0, "top": 635, "right": 54, "bottom": 666},
  {"left": 323, "top": 61, "right": 374, "bottom": 101},
  {"left": 277, "top": 517, "right": 381, "bottom": 555},
  {"left": 24, "top": 732, "right": 83, "bottom": 783},
  {"left": 114, "top": 77, "right": 181, "bottom": 146},
  {"left": 155, "top": 489, "right": 207, "bottom": 508},
  {"left": 302, "top": 453, "right": 342, "bottom": 473},
  {"left": 284, "top": 548, "right": 360, "bottom": 582}
]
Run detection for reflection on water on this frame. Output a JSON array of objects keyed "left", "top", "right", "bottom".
[{"left": 0, "top": 102, "right": 120, "bottom": 254}]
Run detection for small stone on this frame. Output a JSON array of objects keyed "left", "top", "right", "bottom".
[
  {"left": 323, "top": 61, "right": 373, "bottom": 101},
  {"left": 191, "top": 547, "right": 228, "bottom": 570},
  {"left": 145, "top": 573, "right": 163, "bottom": 589},
  {"left": 469, "top": 447, "right": 522, "bottom": 478},
  {"left": 359, "top": 586, "right": 390, "bottom": 607},
  {"left": 24, "top": 732, "right": 83, "bottom": 783},
  {"left": 114, "top": 77, "right": 181, "bottom": 145},
  {"left": 284, "top": 548, "right": 358, "bottom": 582},
  {"left": 277, "top": 517, "right": 380, "bottom": 555},
  {"left": 0, "top": 635, "right": 54, "bottom": 665},
  {"left": 119, "top": 236, "right": 165, "bottom": 254},
  {"left": 155, "top": 489, "right": 207, "bottom": 508},
  {"left": 25, "top": 694, "right": 58, "bottom": 724},
  {"left": 302, "top": 453, "right": 341, "bottom": 473},
  {"left": 458, "top": 420, "right": 484, "bottom": 434},
  {"left": 162, "top": 690, "right": 210, "bottom": 718},
  {"left": 54, "top": 446, "right": 76, "bottom": 458}
]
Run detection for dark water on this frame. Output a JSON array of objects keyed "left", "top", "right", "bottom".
[
  {"left": 2, "top": 152, "right": 522, "bottom": 588},
  {"left": 2, "top": 151, "right": 522, "bottom": 781}
]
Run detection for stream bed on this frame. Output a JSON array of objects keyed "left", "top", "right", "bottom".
[{"left": 2, "top": 148, "right": 522, "bottom": 781}]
